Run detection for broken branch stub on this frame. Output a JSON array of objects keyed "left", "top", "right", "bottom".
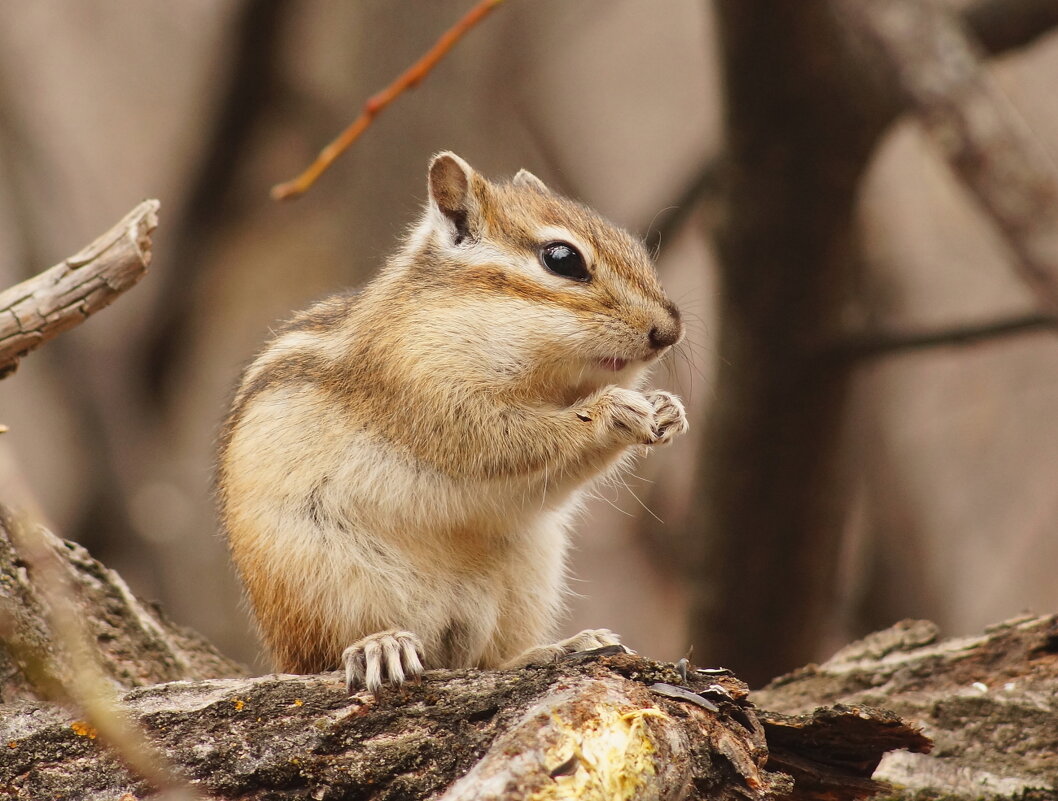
[{"left": 0, "top": 199, "right": 159, "bottom": 379}]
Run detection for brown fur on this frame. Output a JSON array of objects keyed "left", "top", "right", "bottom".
[{"left": 217, "top": 152, "right": 688, "bottom": 683}]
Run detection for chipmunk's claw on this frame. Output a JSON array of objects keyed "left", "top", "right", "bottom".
[
  {"left": 343, "top": 630, "right": 424, "bottom": 694},
  {"left": 644, "top": 391, "right": 688, "bottom": 445}
]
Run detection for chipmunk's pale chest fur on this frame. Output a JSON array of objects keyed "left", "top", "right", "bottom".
[{"left": 217, "top": 152, "right": 687, "bottom": 687}]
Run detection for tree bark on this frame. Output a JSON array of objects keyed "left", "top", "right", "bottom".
[
  {"left": 6, "top": 504, "right": 1054, "bottom": 799},
  {"left": 0, "top": 475, "right": 1049, "bottom": 799},
  {"left": 754, "top": 614, "right": 1058, "bottom": 799},
  {"left": 0, "top": 507, "right": 243, "bottom": 705},
  {"left": 0, "top": 654, "right": 934, "bottom": 801}
]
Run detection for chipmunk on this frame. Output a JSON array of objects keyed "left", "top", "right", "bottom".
[{"left": 217, "top": 152, "right": 688, "bottom": 693}]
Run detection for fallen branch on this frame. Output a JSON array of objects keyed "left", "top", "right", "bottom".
[
  {"left": 835, "top": 0, "right": 1058, "bottom": 313},
  {"left": 271, "top": 0, "right": 505, "bottom": 201},
  {"left": 0, "top": 500, "right": 242, "bottom": 796},
  {"left": 5, "top": 502, "right": 1053, "bottom": 799},
  {"left": 0, "top": 199, "right": 159, "bottom": 379},
  {"left": 0, "top": 654, "right": 927, "bottom": 800},
  {"left": 0, "top": 513, "right": 927, "bottom": 800}
]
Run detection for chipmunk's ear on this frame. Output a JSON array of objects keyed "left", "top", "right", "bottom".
[
  {"left": 428, "top": 152, "right": 478, "bottom": 245},
  {"left": 512, "top": 168, "right": 550, "bottom": 194}
]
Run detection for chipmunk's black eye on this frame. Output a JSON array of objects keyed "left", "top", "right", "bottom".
[{"left": 540, "top": 242, "right": 589, "bottom": 282}]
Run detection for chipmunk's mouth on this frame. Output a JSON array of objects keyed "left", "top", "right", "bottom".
[{"left": 597, "top": 357, "right": 629, "bottom": 372}]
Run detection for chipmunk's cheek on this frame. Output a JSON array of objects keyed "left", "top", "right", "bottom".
[{"left": 596, "top": 357, "right": 629, "bottom": 372}]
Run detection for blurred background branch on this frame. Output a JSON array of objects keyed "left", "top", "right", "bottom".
[
  {"left": 140, "top": 0, "right": 291, "bottom": 409},
  {"left": 839, "top": 0, "right": 1058, "bottom": 312},
  {"left": 690, "top": 0, "right": 1058, "bottom": 684},
  {"left": 960, "top": 0, "right": 1058, "bottom": 54},
  {"left": 833, "top": 312, "right": 1057, "bottom": 360}
]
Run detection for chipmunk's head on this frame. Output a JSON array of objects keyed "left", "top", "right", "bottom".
[{"left": 399, "top": 152, "right": 682, "bottom": 401}]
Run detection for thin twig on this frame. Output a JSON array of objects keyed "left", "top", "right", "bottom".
[{"left": 271, "top": 0, "right": 506, "bottom": 201}]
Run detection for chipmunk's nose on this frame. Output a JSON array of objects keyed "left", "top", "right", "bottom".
[
  {"left": 649, "top": 325, "right": 677, "bottom": 350},
  {"left": 648, "top": 307, "right": 683, "bottom": 351}
]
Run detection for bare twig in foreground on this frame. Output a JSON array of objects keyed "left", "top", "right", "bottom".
[
  {"left": 2, "top": 507, "right": 198, "bottom": 800},
  {"left": 271, "top": 0, "right": 505, "bottom": 201},
  {"left": 835, "top": 0, "right": 1058, "bottom": 313},
  {"left": 0, "top": 199, "right": 159, "bottom": 379}
]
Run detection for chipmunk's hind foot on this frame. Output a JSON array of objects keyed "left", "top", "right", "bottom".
[
  {"left": 343, "top": 630, "right": 425, "bottom": 694},
  {"left": 505, "top": 628, "right": 631, "bottom": 667}
]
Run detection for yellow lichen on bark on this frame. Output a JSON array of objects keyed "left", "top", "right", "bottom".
[{"left": 531, "top": 705, "right": 670, "bottom": 801}]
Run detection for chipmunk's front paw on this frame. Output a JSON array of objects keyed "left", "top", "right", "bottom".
[
  {"left": 506, "top": 628, "right": 632, "bottom": 667},
  {"left": 579, "top": 387, "right": 688, "bottom": 447},
  {"left": 343, "top": 630, "right": 424, "bottom": 694},
  {"left": 581, "top": 387, "right": 658, "bottom": 446},
  {"left": 644, "top": 390, "right": 688, "bottom": 445}
]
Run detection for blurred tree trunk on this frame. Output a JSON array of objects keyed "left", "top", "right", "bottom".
[
  {"left": 690, "top": 1, "right": 887, "bottom": 686},
  {"left": 690, "top": 0, "right": 1058, "bottom": 686}
]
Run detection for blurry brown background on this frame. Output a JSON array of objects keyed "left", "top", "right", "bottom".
[{"left": 0, "top": 1, "right": 1056, "bottom": 683}]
